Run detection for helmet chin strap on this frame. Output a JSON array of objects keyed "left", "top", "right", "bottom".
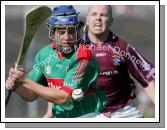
[
  {"left": 56, "top": 43, "right": 75, "bottom": 55},
  {"left": 52, "top": 39, "right": 82, "bottom": 55}
]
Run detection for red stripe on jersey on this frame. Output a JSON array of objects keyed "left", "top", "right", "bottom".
[
  {"left": 76, "top": 45, "right": 92, "bottom": 61},
  {"left": 73, "top": 60, "right": 88, "bottom": 81},
  {"left": 46, "top": 78, "right": 63, "bottom": 88},
  {"left": 78, "top": 60, "right": 88, "bottom": 81},
  {"left": 52, "top": 42, "right": 65, "bottom": 60},
  {"left": 46, "top": 78, "right": 73, "bottom": 94},
  {"left": 73, "top": 60, "right": 83, "bottom": 80},
  {"left": 61, "top": 86, "right": 73, "bottom": 95},
  {"left": 52, "top": 41, "right": 56, "bottom": 49}
]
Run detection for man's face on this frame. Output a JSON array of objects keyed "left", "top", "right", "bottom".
[
  {"left": 86, "top": 5, "right": 112, "bottom": 35},
  {"left": 54, "top": 25, "right": 77, "bottom": 48}
]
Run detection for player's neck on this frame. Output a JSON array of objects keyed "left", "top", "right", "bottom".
[{"left": 88, "top": 31, "right": 109, "bottom": 45}]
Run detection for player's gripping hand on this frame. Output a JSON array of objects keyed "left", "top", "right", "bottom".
[{"left": 5, "top": 67, "right": 26, "bottom": 90}]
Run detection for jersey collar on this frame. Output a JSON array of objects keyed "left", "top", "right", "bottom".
[
  {"left": 51, "top": 41, "right": 65, "bottom": 60},
  {"left": 83, "top": 31, "right": 118, "bottom": 45}
]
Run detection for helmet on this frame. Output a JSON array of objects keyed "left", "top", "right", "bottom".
[
  {"left": 47, "top": 5, "right": 81, "bottom": 40},
  {"left": 47, "top": 5, "right": 83, "bottom": 54},
  {"left": 48, "top": 5, "right": 79, "bottom": 26}
]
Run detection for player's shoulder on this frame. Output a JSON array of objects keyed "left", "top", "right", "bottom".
[
  {"left": 76, "top": 44, "right": 92, "bottom": 61},
  {"left": 39, "top": 44, "right": 52, "bottom": 53},
  {"left": 111, "top": 32, "right": 129, "bottom": 50},
  {"left": 38, "top": 44, "right": 52, "bottom": 54},
  {"left": 36, "top": 44, "right": 53, "bottom": 59}
]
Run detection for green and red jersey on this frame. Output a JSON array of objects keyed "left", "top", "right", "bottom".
[{"left": 27, "top": 42, "right": 107, "bottom": 118}]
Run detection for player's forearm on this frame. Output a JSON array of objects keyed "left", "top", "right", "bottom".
[
  {"left": 22, "top": 77, "right": 71, "bottom": 105},
  {"left": 15, "top": 86, "right": 38, "bottom": 101},
  {"left": 144, "top": 80, "right": 155, "bottom": 104}
]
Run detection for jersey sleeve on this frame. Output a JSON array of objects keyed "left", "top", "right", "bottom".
[
  {"left": 125, "top": 43, "right": 155, "bottom": 87},
  {"left": 64, "top": 59, "right": 89, "bottom": 88},
  {"left": 63, "top": 46, "right": 94, "bottom": 94}
]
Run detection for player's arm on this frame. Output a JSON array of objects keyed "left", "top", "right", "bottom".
[
  {"left": 43, "top": 102, "right": 53, "bottom": 118},
  {"left": 23, "top": 58, "right": 91, "bottom": 104},
  {"left": 144, "top": 80, "right": 155, "bottom": 104},
  {"left": 6, "top": 52, "right": 46, "bottom": 102},
  {"left": 6, "top": 67, "right": 38, "bottom": 101},
  {"left": 22, "top": 77, "right": 71, "bottom": 105},
  {"left": 6, "top": 68, "right": 71, "bottom": 105},
  {"left": 23, "top": 60, "right": 88, "bottom": 105},
  {"left": 7, "top": 59, "right": 90, "bottom": 105},
  {"left": 6, "top": 55, "right": 70, "bottom": 104},
  {"left": 15, "top": 86, "right": 38, "bottom": 101},
  {"left": 124, "top": 43, "right": 155, "bottom": 104}
]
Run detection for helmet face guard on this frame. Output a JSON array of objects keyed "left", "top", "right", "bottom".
[
  {"left": 47, "top": 5, "right": 84, "bottom": 54},
  {"left": 54, "top": 24, "right": 79, "bottom": 54}
]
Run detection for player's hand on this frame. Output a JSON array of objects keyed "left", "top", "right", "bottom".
[
  {"left": 43, "top": 112, "right": 53, "bottom": 118},
  {"left": 5, "top": 67, "right": 26, "bottom": 90}
]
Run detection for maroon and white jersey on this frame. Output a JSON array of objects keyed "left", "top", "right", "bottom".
[{"left": 84, "top": 31, "right": 155, "bottom": 112}]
